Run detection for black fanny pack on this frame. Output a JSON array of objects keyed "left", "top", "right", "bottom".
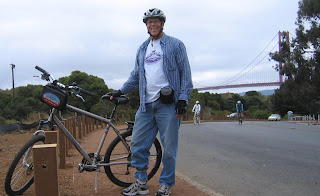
[{"left": 160, "top": 86, "right": 174, "bottom": 104}]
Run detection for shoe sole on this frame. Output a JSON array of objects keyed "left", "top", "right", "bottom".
[
  {"left": 155, "top": 193, "right": 170, "bottom": 196},
  {"left": 122, "top": 190, "right": 149, "bottom": 196},
  {"left": 155, "top": 191, "right": 171, "bottom": 196}
]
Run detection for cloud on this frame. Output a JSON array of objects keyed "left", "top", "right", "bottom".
[{"left": 0, "top": 0, "right": 299, "bottom": 93}]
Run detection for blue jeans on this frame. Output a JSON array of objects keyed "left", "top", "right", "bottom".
[{"left": 131, "top": 99, "right": 181, "bottom": 188}]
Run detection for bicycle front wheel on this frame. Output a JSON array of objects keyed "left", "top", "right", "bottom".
[
  {"left": 5, "top": 135, "right": 45, "bottom": 195},
  {"left": 104, "top": 130, "right": 162, "bottom": 187}
]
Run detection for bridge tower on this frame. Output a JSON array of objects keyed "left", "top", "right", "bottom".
[{"left": 278, "top": 31, "right": 289, "bottom": 83}]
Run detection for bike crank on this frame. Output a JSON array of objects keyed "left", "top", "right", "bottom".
[{"left": 79, "top": 153, "right": 101, "bottom": 172}]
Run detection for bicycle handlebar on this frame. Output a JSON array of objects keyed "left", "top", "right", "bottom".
[
  {"left": 35, "top": 66, "right": 94, "bottom": 98},
  {"left": 35, "top": 66, "right": 49, "bottom": 75},
  {"left": 79, "top": 87, "right": 94, "bottom": 96}
]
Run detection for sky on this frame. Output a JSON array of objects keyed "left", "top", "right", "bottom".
[{"left": 0, "top": 0, "right": 300, "bottom": 94}]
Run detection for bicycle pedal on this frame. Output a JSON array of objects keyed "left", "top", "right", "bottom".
[{"left": 78, "top": 164, "right": 84, "bottom": 173}]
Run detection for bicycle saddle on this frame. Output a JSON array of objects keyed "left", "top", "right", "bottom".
[{"left": 101, "top": 94, "right": 129, "bottom": 105}]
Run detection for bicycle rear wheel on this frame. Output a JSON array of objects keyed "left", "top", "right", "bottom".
[
  {"left": 104, "top": 130, "right": 162, "bottom": 187},
  {"left": 5, "top": 135, "right": 45, "bottom": 195}
]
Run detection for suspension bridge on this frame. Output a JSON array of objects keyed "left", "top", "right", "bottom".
[{"left": 195, "top": 31, "right": 289, "bottom": 92}]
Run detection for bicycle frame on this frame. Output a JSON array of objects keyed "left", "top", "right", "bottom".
[
  {"left": 47, "top": 104, "right": 131, "bottom": 170},
  {"left": 5, "top": 66, "right": 163, "bottom": 196}
]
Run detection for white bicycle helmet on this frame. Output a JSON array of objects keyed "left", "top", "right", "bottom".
[
  {"left": 196, "top": 101, "right": 199, "bottom": 104},
  {"left": 237, "top": 100, "right": 241, "bottom": 104},
  {"left": 143, "top": 8, "right": 166, "bottom": 23}
]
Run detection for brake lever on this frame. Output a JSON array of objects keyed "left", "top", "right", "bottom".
[
  {"left": 71, "top": 87, "right": 86, "bottom": 102},
  {"left": 76, "top": 94, "right": 86, "bottom": 102},
  {"left": 41, "top": 73, "right": 51, "bottom": 81}
]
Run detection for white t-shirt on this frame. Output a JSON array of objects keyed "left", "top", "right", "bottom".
[
  {"left": 144, "top": 39, "right": 169, "bottom": 103},
  {"left": 192, "top": 104, "right": 201, "bottom": 113}
]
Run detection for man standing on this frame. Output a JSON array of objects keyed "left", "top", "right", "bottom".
[{"left": 109, "top": 8, "right": 193, "bottom": 196}]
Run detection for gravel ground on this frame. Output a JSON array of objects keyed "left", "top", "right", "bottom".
[{"left": 1, "top": 126, "right": 210, "bottom": 196}]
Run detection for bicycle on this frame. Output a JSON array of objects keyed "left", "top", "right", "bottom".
[
  {"left": 4, "top": 66, "right": 162, "bottom": 195},
  {"left": 194, "top": 112, "right": 200, "bottom": 125}
]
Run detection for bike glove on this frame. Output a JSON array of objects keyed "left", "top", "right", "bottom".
[
  {"left": 107, "top": 90, "right": 123, "bottom": 97},
  {"left": 175, "top": 100, "right": 187, "bottom": 115}
]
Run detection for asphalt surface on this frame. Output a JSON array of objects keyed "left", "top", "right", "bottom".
[{"left": 177, "top": 121, "right": 320, "bottom": 196}]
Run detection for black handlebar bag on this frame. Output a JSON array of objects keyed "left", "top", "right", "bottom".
[{"left": 41, "top": 84, "right": 68, "bottom": 111}]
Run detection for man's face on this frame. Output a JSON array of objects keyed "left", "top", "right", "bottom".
[{"left": 146, "top": 18, "right": 164, "bottom": 37}]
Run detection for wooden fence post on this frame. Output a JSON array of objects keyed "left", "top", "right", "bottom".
[
  {"left": 115, "top": 114, "right": 118, "bottom": 125},
  {"left": 78, "top": 116, "right": 82, "bottom": 140},
  {"left": 65, "top": 119, "right": 70, "bottom": 150},
  {"left": 87, "top": 116, "right": 90, "bottom": 133},
  {"left": 58, "top": 123, "right": 66, "bottom": 169},
  {"left": 72, "top": 117, "right": 77, "bottom": 139},
  {"left": 33, "top": 144, "right": 60, "bottom": 196},
  {"left": 45, "top": 131, "right": 57, "bottom": 144},
  {"left": 85, "top": 116, "right": 88, "bottom": 134},
  {"left": 95, "top": 119, "right": 99, "bottom": 130},
  {"left": 90, "top": 118, "right": 93, "bottom": 132}
]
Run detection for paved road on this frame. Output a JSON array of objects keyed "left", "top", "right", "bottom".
[{"left": 177, "top": 121, "right": 320, "bottom": 196}]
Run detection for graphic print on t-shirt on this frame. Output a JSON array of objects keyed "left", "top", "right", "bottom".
[{"left": 145, "top": 50, "right": 163, "bottom": 65}]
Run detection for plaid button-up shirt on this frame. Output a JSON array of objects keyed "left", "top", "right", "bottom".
[{"left": 120, "top": 33, "right": 193, "bottom": 112}]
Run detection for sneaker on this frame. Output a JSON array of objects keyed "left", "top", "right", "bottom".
[
  {"left": 121, "top": 181, "right": 149, "bottom": 196},
  {"left": 155, "top": 185, "right": 171, "bottom": 196}
]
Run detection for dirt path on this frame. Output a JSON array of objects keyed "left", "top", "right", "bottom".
[{"left": 1, "top": 126, "right": 210, "bottom": 196}]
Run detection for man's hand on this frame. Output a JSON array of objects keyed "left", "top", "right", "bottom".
[
  {"left": 175, "top": 100, "right": 187, "bottom": 118},
  {"left": 107, "top": 90, "right": 122, "bottom": 100}
]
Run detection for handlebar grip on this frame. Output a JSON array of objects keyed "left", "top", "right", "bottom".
[
  {"left": 80, "top": 88, "right": 94, "bottom": 96},
  {"left": 35, "top": 66, "right": 49, "bottom": 74}
]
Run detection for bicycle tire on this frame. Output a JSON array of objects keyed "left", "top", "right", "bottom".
[
  {"left": 239, "top": 117, "right": 243, "bottom": 124},
  {"left": 104, "top": 130, "right": 162, "bottom": 187},
  {"left": 5, "top": 135, "right": 45, "bottom": 195}
]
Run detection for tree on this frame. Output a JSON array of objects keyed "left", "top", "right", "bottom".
[
  {"left": 0, "top": 91, "right": 12, "bottom": 123},
  {"left": 58, "top": 71, "right": 109, "bottom": 111},
  {"left": 270, "top": 0, "right": 320, "bottom": 114},
  {"left": 245, "top": 91, "right": 261, "bottom": 97}
]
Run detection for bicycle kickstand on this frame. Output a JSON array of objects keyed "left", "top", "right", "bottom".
[{"left": 95, "top": 168, "right": 100, "bottom": 194}]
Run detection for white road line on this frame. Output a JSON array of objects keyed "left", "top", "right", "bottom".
[{"left": 176, "top": 171, "right": 224, "bottom": 196}]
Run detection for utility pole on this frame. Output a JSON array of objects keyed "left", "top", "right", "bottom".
[{"left": 10, "top": 64, "right": 15, "bottom": 98}]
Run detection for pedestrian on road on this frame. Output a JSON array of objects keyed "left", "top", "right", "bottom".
[
  {"left": 107, "top": 8, "right": 193, "bottom": 196},
  {"left": 192, "top": 101, "right": 201, "bottom": 124},
  {"left": 236, "top": 100, "right": 244, "bottom": 124}
]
